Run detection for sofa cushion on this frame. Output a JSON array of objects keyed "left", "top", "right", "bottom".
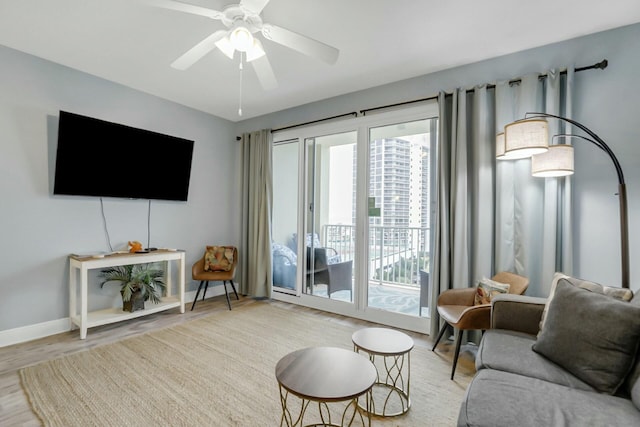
[
  {"left": 627, "top": 353, "right": 640, "bottom": 410},
  {"left": 539, "top": 272, "right": 633, "bottom": 331},
  {"left": 272, "top": 243, "right": 297, "bottom": 290},
  {"left": 457, "top": 369, "right": 640, "bottom": 427},
  {"left": 490, "top": 294, "right": 547, "bottom": 335},
  {"left": 204, "top": 246, "right": 234, "bottom": 272},
  {"left": 476, "top": 329, "right": 595, "bottom": 392},
  {"left": 272, "top": 243, "right": 297, "bottom": 265},
  {"left": 626, "top": 295, "right": 640, "bottom": 409},
  {"left": 290, "top": 232, "right": 322, "bottom": 250},
  {"left": 532, "top": 280, "right": 640, "bottom": 394}
]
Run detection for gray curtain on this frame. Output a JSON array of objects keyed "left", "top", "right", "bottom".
[
  {"left": 495, "top": 69, "right": 574, "bottom": 296},
  {"left": 240, "top": 129, "right": 273, "bottom": 298},
  {"left": 430, "top": 67, "right": 574, "bottom": 337}
]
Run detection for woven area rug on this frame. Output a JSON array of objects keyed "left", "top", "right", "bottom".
[{"left": 20, "top": 302, "right": 471, "bottom": 426}]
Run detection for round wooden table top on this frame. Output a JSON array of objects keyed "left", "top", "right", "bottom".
[
  {"left": 352, "top": 327, "right": 414, "bottom": 355},
  {"left": 275, "top": 347, "right": 377, "bottom": 402}
]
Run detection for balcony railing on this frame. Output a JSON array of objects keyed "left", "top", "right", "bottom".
[{"left": 323, "top": 224, "right": 430, "bottom": 289}]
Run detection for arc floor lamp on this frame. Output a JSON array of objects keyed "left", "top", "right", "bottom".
[{"left": 498, "top": 112, "right": 629, "bottom": 289}]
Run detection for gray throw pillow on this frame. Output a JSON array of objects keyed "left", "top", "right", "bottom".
[
  {"left": 627, "top": 351, "right": 640, "bottom": 409},
  {"left": 532, "top": 279, "right": 640, "bottom": 394},
  {"left": 539, "top": 273, "right": 634, "bottom": 334}
]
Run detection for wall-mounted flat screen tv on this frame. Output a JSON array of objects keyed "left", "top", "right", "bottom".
[{"left": 53, "top": 111, "right": 195, "bottom": 201}]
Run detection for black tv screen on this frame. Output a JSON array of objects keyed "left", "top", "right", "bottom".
[{"left": 53, "top": 111, "right": 194, "bottom": 201}]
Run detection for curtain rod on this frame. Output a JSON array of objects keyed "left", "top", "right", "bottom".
[
  {"left": 236, "top": 59, "right": 608, "bottom": 138},
  {"left": 270, "top": 112, "right": 358, "bottom": 133},
  {"left": 359, "top": 59, "right": 608, "bottom": 115},
  {"left": 235, "top": 112, "right": 357, "bottom": 140}
]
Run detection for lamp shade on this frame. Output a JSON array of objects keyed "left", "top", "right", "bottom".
[
  {"left": 245, "top": 38, "right": 266, "bottom": 62},
  {"left": 531, "top": 144, "right": 574, "bottom": 177},
  {"left": 503, "top": 119, "right": 549, "bottom": 159},
  {"left": 215, "top": 36, "right": 235, "bottom": 59},
  {"left": 230, "top": 25, "right": 254, "bottom": 52},
  {"left": 496, "top": 132, "right": 506, "bottom": 159}
]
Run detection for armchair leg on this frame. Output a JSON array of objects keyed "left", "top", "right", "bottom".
[
  {"left": 202, "top": 281, "right": 210, "bottom": 301},
  {"left": 229, "top": 279, "right": 239, "bottom": 300},
  {"left": 223, "top": 281, "right": 232, "bottom": 310},
  {"left": 432, "top": 322, "right": 449, "bottom": 351},
  {"left": 451, "top": 329, "right": 464, "bottom": 380},
  {"left": 191, "top": 281, "right": 205, "bottom": 311}
]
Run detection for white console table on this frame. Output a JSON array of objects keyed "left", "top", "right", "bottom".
[{"left": 69, "top": 250, "right": 185, "bottom": 339}]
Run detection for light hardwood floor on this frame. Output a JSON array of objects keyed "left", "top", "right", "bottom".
[{"left": 0, "top": 295, "right": 476, "bottom": 426}]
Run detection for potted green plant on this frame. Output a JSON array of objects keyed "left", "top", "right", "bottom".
[{"left": 99, "top": 264, "right": 166, "bottom": 312}]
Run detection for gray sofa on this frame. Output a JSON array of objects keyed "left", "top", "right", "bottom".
[{"left": 458, "top": 289, "right": 640, "bottom": 426}]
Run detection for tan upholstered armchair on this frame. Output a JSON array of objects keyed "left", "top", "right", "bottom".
[
  {"left": 432, "top": 271, "right": 529, "bottom": 379},
  {"left": 191, "top": 246, "right": 239, "bottom": 311}
]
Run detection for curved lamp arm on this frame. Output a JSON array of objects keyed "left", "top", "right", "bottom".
[
  {"left": 524, "top": 112, "right": 624, "bottom": 184},
  {"left": 522, "top": 112, "right": 629, "bottom": 289},
  {"left": 552, "top": 134, "right": 605, "bottom": 153}
]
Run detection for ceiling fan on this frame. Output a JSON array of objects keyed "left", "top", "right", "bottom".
[{"left": 151, "top": 0, "right": 340, "bottom": 91}]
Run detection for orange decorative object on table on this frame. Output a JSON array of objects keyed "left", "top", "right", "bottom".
[{"left": 128, "top": 241, "right": 143, "bottom": 253}]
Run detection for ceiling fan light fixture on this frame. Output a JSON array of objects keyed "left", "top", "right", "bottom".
[
  {"left": 245, "top": 38, "right": 266, "bottom": 62},
  {"left": 156, "top": 0, "right": 339, "bottom": 92},
  {"left": 214, "top": 36, "right": 235, "bottom": 59},
  {"left": 229, "top": 23, "right": 254, "bottom": 52}
]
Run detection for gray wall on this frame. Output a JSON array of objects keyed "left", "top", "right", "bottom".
[
  {"left": 238, "top": 23, "right": 640, "bottom": 295},
  {"left": 0, "top": 45, "right": 239, "bottom": 332}
]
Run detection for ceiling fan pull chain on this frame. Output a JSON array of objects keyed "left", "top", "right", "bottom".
[{"left": 238, "top": 52, "right": 244, "bottom": 117}]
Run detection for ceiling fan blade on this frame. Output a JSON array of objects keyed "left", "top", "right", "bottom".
[
  {"left": 146, "top": 0, "right": 222, "bottom": 19},
  {"left": 240, "top": 0, "right": 271, "bottom": 14},
  {"left": 250, "top": 55, "right": 278, "bottom": 90},
  {"left": 262, "top": 24, "right": 339, "bottom": 65},
  {"left": 171, "top": 30, "right": 228, "bottom": 70}
]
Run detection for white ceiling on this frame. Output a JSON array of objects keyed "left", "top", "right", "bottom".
[{"left": 1, "top": 0, "right": 640, "bottom": 122}]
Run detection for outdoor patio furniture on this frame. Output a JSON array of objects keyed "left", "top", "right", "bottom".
[{"left": 273, "top": 234, "right": 353, "bottom": 298}]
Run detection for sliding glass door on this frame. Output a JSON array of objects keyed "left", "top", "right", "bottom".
[
  {"left": 271, "top": 105, "right": 437, "bottom": 333},
  {"left": 272, "top": 140, "right": 300, "bottom": 293},
  {"left": 366, "top": 119, "right": 435, "bottom": 318},
  {"left": 304, "top": 132, "right": 357, "bottom": 302}
]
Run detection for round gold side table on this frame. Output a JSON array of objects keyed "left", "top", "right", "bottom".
[
  {"left": 352, "top": 327, "right": 414, "bottom": 417},
  {"left": 276, "top": 346, "right": 377, "bottom": 426}
]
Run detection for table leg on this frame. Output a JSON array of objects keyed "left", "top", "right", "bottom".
[
  {"left": 341, "top": 397, "right": 369, "bottom": 427},
  {"left": 80, "top": 265, "right": 88, "bottom": 339},
  {"left": 178, "top": 253, "right": 185, "bottom": 313},
  {"left": 69, "top": 263, "right": 77, "bottom": 331},
  {"left": 165, "top": 260, "right": 172, "bottom": 298},
  {"left": 366, "top": 389, "right": 372, "bottom": 427},
  {"left": 354, "top": 346, "right": 411, "bottom": 417},
  {"left": 280, "top": 387, "right": 374, "bottom": 427},
  {"left": 279, "top": 385, "right": 308, "bottom": 427}
]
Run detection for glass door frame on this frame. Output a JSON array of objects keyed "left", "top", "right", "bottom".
[
  {"left": 272, "top": 137, "right": 302, "bottom": 296},
  {"left": 271, "top": 104, "right": 438, "bottom": 334}
]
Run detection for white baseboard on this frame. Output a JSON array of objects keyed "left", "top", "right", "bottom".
[
  {"left": 0, "top": 318, "right": 71, "bottom": 348},
  {"left": 0, "top": 286, "right": 229, "bottom": 348}
]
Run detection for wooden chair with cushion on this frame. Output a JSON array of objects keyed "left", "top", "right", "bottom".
[
  {"left": 191, "top": 246, "right": 239, "bottom": 311},
  {"left": 432, "top": 271, "right": 529, "bottom": 379}
]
